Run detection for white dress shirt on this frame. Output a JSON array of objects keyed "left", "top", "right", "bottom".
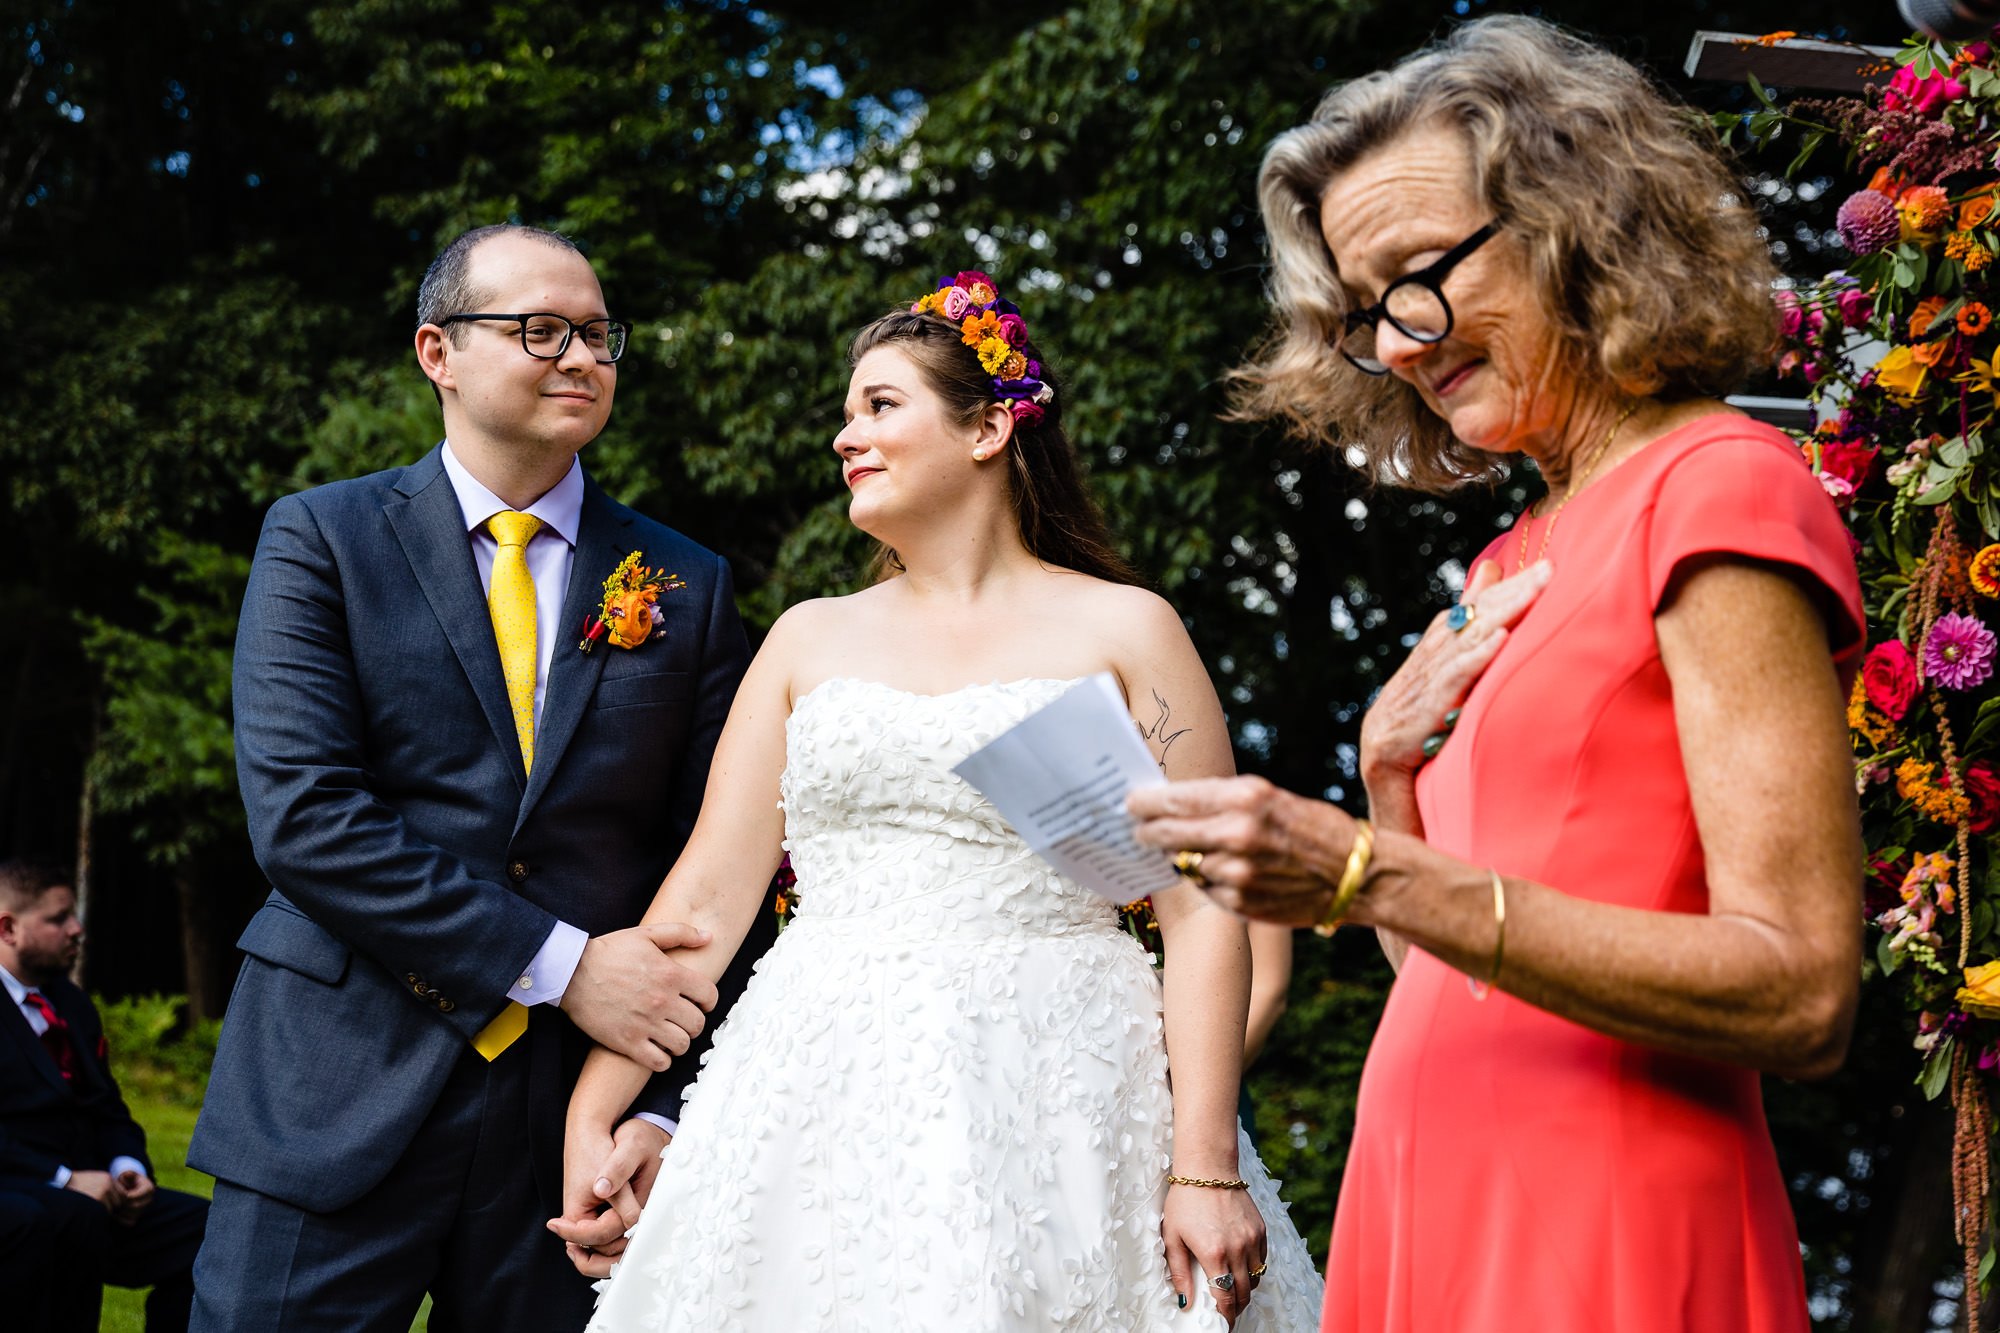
[
  {"left": 1, "top": 963, "right": 147, "bottom": 1188},
  {"left": 438, "top": 448, "right": 673, "bottom": 1135},
  {"left": 440, "top": 444, "right": 590, "bottom": 1009}
]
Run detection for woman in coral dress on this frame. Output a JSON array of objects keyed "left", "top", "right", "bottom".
[{"left": 1131, "top": 17, "right": 1865, "bottom": 1332}]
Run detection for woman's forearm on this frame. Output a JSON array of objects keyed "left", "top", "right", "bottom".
[
  {"left": 1350, "top": 831, "right": 1855, "bottom": 1077},
  {"left": 568, "top": 1044, "right": 656, "bottom": 1137},
  {"left": 1158, "top": 900, "right": 1251, "bottom": 1174}
]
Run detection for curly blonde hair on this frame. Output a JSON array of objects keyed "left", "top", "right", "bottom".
[{"left": 1231, "top": 15, "right": 1778, "bottom": 492}]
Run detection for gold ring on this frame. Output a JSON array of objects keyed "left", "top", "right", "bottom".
[
  {"left": 1173, "top": 849, "right": 1208, "bottom": 886},
  {"left": 1250, "top": 1262, "right": 1267, "bottom": 1278}
]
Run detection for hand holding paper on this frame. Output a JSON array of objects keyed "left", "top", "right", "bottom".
[{"left": 953, "top": 673, "right": 1184, "bottom": 902}]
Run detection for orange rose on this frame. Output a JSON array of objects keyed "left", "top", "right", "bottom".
[
  {"left": 1911, "top": 294, "right": 1951, "bottom": 338},
  {"left": 1963, "top": 194, "right": 1997, "bottom": 231},
  {"left": 604, "top": 589, "right": 658, "bottom": 649},
  {"left": 1913, "top": 338, "right": 1949, "bottom": 367}
]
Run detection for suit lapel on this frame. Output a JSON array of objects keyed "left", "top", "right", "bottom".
[
  {"left": 514, "top": 480, "right": 629, "bottom": 834},
  {"left": 0, "top": 990, "right": 70, "bottom": 1096},
  {"left": 383, "top": 448, "right": 527, "bottom": 789}
]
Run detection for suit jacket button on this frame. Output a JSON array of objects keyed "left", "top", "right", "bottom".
[
  {"left": 438, "top": 999, "right": 455, "bottom": 1013},
  {"left": 508, "top": 860, "right": 529, "bottom": 883}
]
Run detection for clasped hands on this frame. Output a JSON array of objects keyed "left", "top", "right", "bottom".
[
  {"left": 548, "top": 920, "right": 718, "bottom": 1274},
  {"left": 66, "top": 1166, "right": 155, "bottom": 1225}
]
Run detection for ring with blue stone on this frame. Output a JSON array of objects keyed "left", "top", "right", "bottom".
[{"left": 1446, "top": 602, "right": 1477, "bottom": 633}]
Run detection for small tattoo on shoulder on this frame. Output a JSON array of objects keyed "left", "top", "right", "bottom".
[{"left": 1140, "top": 691, "right": 1192, "bottom": 771}]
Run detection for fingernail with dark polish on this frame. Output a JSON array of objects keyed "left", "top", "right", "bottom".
[{"left": 1178, "top": 1295, "right": 1187, "bottom": 1309}]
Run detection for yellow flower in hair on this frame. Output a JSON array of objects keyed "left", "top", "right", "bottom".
[{"left": 977, "top": 339, "right": 1011, "bottom": 374}]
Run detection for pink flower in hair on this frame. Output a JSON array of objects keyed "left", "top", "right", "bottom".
[
  {"left": 941, "top": 287, "right": 975, "bottom": 320},
  {"left": 955, "top": 271, "right": 998, "bottom": 305},
  {"left": 997, "top": 313, "right": 1028, "bottom": 347},
  {"left": 1010, "top": 400, "right": 1045, "bottom": 428}
]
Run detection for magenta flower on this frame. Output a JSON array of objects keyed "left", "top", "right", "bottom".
[
  {"left": 1886, "top": 62, "right": 1967, "bottom": 116},
  {"left": 1775, "top": 290, "right": 1804, "bottom": 338},
  {"left": 1837, "top": 287, "right": 1874, "bottom": 328},
  {"left": 1926, "top": 611, "right": 1997, "bottom": 690},
  {"left": 1837, "top": 190, "right": 1901, "bottom": 255}
]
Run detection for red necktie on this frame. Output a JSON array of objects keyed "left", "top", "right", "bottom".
[{"left": 24, "top": 991, "right": 76, "bottom": 1083}]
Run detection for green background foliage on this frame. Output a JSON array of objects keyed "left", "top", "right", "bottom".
[{"left": 1, "top": 0, "right": 1952, "bottom": 1326}]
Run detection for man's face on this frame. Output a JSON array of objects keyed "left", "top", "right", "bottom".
[
  {"left": 425, "top": 235, "right": 618, "bottom": 456},
  {"left": 1, "top": 886, "right": 82, "bottom": 983}
]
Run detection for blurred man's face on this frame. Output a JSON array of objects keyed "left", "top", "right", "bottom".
[{"left": 0, "top": 886, "right": 82, "bottom": 984}]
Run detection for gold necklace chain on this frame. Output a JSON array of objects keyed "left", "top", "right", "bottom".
[{"left": 1513, "top": 403, "right": 1640, "bottom": 573}]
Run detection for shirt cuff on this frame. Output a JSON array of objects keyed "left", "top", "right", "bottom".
[
  {"left": 50, "top": 1164, "right": 71, "bottom": 1189},
  {"left": 633, "top": 1112, "right": 678, "bottom": 1139},
  {"left": 108, "top": 1156, "right": 148, "bottom": 1182},
  {"left": 511, "top": 921, "right": 589, "bottom": 1006}
]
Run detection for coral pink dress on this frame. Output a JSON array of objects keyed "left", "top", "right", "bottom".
[{"left": 1322, "top": 415, "right": 1863, "bottom": 1333}]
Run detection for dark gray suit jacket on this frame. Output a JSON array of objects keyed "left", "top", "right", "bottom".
[{"left": 190, "top": 446, "right": 767, "bottom": 1214}]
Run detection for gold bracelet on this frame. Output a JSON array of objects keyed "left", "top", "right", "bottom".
[
  {"left": 1468, "top": 869, "right": 1507, "bottom": 1000},
  {"left": 1313, "top": 818, "right": 1375, "bottom": 937},
  {"left": 1166, "top": 1174, "right": 1250, "bottom": 1190}
]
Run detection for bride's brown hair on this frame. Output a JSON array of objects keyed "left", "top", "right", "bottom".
[{"left": 848, "top": 309, "right": 1141, "bottom": 587}]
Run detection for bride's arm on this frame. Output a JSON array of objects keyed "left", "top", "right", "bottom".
[
  {"left": 1111, "top": 593, "right": 1264, "bottom": 1324},
  {"left": 549, "top": 613, "right": 801, "bottom": 1268}
]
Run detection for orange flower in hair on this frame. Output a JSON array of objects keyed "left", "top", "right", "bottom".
[
  {"left": 1960, "top": 302, "right": 1993, "bottom": 336},
  {"left": 1911, "top": 294, "right": 1951, "bottom": 338},
  {"left": 960, "top": 310, "right": 1001, "bottom": 348}
]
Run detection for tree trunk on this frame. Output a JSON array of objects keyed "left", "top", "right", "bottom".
[
  {"left": 1854, "top": 1096, "right": 1956, "bottom": 1332},
  {"left": 69, "top": 702, "right": 98, "bottom": 989},
  {"left": 175, "top": 862, "right": 215, "bottom": 1023}
]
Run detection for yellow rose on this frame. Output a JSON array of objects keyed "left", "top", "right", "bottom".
[
  {"left": 1958, "top": 960, "right": 2000, "bottom": 1019},
  {"left": 1875, "top": 345, "right": 1930, "bottom": 404}
]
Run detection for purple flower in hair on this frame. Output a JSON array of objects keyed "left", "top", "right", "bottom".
[{"left": 1926, "top": 611, "right": 1997, "bottom": 690}]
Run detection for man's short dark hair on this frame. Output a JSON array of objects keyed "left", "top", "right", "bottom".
[
  {"left": 416, "top": 224, "right": 584, "bottom": 344},
  {"left": 0, "top": 859, "right": 71, "bottom": 912}
]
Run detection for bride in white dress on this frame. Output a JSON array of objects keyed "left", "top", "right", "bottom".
[{"left": 551, "top": 272, "right": 1323, "bottom": 1331}]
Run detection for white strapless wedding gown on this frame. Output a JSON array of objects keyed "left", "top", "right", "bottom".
[{"left": 586, "top": 678, "right": 1323, "bottom": 1333}]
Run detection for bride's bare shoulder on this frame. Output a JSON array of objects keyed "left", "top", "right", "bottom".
[{"left": 1046, "top": 573, "right": 1186, "bottom": 643}]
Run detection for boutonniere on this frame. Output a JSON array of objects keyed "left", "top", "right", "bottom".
[{"left": 578, "top": 552, "right": 686, "bottom": 653}]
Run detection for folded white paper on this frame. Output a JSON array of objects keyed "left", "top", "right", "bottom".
[{"left": 953, "top": 673, "right": 1183, "bottom": 903}]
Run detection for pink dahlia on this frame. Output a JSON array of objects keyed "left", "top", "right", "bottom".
[
  {"left": 1926, "top": 611, "right": 1997, "bottom": 690},
  {"left": 1837, "top": 189, "right": 1901, "bottom": 255}
]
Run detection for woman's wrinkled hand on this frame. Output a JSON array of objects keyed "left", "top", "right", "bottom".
[
  {"left": 1359, "top": 557, "right": 1550, "bottom": 809},
  {"left": 1162, "top": 1184, "right": 1267, "bottom": 1326},
  {"left": 1129, "top": 775, "right": 1357, "bottom": 927}
]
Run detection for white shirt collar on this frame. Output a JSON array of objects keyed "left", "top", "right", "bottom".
[
  {"left": 0, "top": 964, "right": 30, "bottom": 1006},
  {"left": 440, "top": 442, "right": 584, "bottom": 548}
]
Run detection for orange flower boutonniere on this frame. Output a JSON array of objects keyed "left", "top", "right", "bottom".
[{"left": 578, "top": 552, "right": 685, "bottom": 653}]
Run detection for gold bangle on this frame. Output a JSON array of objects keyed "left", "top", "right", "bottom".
[
  {"left": 1468, "top": 869, "right": 1507, "bottom": 1000},
  {"left": 1313, "top": 818, "right": 1375, "bottom": 937},
  {"left": 1166, "top": 1174, "right": 1249, "bottom": 1190}
]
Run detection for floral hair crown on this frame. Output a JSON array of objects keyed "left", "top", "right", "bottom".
[{"left": 909, "top": 271, "right": 1056, "bottom": 428}]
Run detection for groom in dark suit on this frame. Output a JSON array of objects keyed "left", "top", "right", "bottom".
[{"left": 190, "top": 225, "right": 777, "bottom": 1330}]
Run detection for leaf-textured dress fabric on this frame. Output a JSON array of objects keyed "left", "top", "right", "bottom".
[{"left": 587, "top": 677, "right": 1322, "bottom": 1332}]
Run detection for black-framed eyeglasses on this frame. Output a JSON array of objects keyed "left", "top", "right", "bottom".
[
  {"left": 439, "top": 313, "right": 630, "bottom": 364},
  {"left": 1335, "top": 222, "right": 1499, "bottom": 376}
]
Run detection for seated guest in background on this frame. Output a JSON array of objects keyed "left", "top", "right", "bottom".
[
  {"left": 0, "top": 858, "right": 208, "bottom": 1332},
  {"left": 1132, "top": 15, "right": 1862, "bottom": 1333}
]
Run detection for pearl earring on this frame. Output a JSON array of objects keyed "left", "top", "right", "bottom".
[{"left": 973, "top": 450, "right": 988, "bottom": 461}]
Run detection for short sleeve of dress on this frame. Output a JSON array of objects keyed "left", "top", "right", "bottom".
[{"left": 1644, "top": 420, "right": 1866, "bottom": 677}]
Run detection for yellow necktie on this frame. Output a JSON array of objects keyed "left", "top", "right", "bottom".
[{"left": 475, "top": 510, "right": 542, "bottom": 1061}]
